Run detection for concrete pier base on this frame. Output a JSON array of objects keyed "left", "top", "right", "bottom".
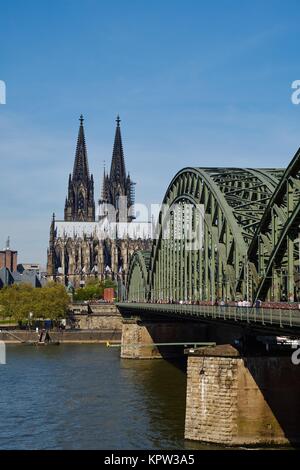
[
  {"left": 121, "top": 318, "right": 207, "bottom": 359},
  {"left": 185, "top": 345, "right": 300, "bottom": 446}
]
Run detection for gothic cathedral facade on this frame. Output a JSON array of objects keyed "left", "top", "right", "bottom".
[{"left": 47, "top": 116, "right": 152, "bottom": 289}]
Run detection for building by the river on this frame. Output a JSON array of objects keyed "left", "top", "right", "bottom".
[
  {"left": 0, "top": 237, "right": 17, "bottom": 272},
  {"left": 0, "top": 237, "right": 43, "bottom": 289},
  {"left": 47, "top": 116, "right": 152, "bottom": 288}
]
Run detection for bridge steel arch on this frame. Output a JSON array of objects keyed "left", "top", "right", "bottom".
[
  {"left": 127, "top": 165, "right": 288, "bottom": 303},
  {"left": 127, "top": 251, "right": 151, "bottom": 302},
  {"left": 246, "top": 148, "right": 300, "bottom": 302},
  {"left": 149, "top": 167, "right": 282, "bottom": 303}
]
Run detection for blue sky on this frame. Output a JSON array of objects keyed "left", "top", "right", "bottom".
[{"left": 1, "top": 0, "right": 300, "bottom": 266}]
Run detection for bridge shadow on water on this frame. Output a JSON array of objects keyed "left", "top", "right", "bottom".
[
  {"left": 226, "top": 335, "right": 300, "bottom": 447},
  {"left": 242, "top": 352, "right": 300, "bottom": 448}
]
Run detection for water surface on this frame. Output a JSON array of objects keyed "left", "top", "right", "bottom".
[{"left": 0, "top": 344, "right": 216, "bottom": 450}]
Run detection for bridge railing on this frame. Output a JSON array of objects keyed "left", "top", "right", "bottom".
[{"left": 116, "top": 302, "right": 300, "bottom": 329}]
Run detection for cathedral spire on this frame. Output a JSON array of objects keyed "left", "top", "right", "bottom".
[
  {"left": 64, "top": 115, "right": 95, "bottom": 222},
  {"left": 101, "top": 163, "right": 108, "bottom": 201},
  {"left": 110, "top": 115, "right": 126, "bottom": 184},
  {"left": 98, "top": 116, "right": 135, "bottom": 222},
  {"left": 73, "top": 114, "right": 90, "bottom": 182}
]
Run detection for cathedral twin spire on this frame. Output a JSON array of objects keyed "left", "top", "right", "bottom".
[
  {"left": 64, "top": 115, "right": 95, "bottom": 222},
  {"left": 110, "top": 115, "right": 126, "bottom": 185},
  {"left": 100, "top": 115, "right": 135, "bottom": 220},
  {"left": 65, "top": 115, "right": 134, "bottom": 223},
  {"left": 72, "top": 114, "right": 90, "bottom": 182}
]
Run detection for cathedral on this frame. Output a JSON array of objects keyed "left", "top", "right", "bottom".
[{"left": 47, "top": 115, "right": 152, "bottom": 289}]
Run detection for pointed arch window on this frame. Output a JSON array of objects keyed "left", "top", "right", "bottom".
[{"left": 78, "top": 192, "right": 85, "bottom": 210}]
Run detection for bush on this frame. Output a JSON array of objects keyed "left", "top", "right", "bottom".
[
  {"left": 73, "top": 283, "right": 103, "bottom": 301},
  {"left": 73, "top": 279, "right": 116, "bottom": 301}
]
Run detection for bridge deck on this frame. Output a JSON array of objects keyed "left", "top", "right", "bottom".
[{"left": 116, "top": 302, "right": 300, "bottom": 336}]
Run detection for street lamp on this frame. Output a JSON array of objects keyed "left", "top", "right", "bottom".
[{"left": 28, "top": 312, "right": 33, "bottom": 330}]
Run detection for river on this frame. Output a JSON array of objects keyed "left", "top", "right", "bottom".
[{"left": 0, "top": 344, "right": 221, "bottom": 450}]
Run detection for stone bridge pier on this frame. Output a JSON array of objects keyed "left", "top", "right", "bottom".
[
  {"left": 120, "top": 313, "right": 300, "bottom": 446},
  {"left": 185, "top": 344, "right": 300, "bottom": 447},
  {"left": 120, "top": 317, "right": 208, "bottom": 359}
]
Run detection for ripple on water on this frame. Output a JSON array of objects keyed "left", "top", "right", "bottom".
[{"left": 0, "top": 344, "right": 213, "bottom": 450}]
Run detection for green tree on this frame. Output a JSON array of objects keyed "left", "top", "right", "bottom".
[
  {"left": 73, "top": 278, "right": 116, "bottom": 301},
  {"left": 0, "top": 283, "right": 70, "bottom": 322}
]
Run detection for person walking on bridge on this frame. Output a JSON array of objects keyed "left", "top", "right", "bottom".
[{"left": 255, "top": 298, "right": 262, "bottom": 312}]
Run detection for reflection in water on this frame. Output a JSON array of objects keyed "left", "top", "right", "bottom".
[
  {"left": 0, "top": 345, "right": 220, "bottom": 450},
  {"left": 119, "top": 358, "right": 187, "bottom": 449}
]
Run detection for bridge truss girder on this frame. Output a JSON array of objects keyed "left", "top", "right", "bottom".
[
  {"left": 127, "top": 153, "right": 300, "bottom": 303},
  {"left": 248, "top": 148, "right": 300, "bottom": 302},
  {"left": 127, "top": 251, "right": 150, "bottom": 302}
]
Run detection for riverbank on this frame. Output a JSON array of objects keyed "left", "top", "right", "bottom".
[{"left": 0, "top": 329, "right": 121, "bottom": 344}]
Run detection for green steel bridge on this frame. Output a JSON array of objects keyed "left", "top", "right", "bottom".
[
  {"left": 116, "top": 302, "right": 300, "bottom": 336},
  {"left": 123, "top": 148, "right": 300, "bottom": 331},
  {"left": 117, "top": 149, "right": 300, "bottom": 445}
]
